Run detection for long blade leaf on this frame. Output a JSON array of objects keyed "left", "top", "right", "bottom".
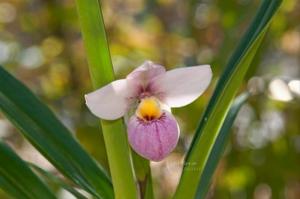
[
  {"left": 75, "top": 0, "right": 138, "bottom": 198},
  {"left": 0, "top": 66, "right": 113, "bottom": 199},
  {"left": 0, "top": 176, "right": 26, "bottom": 199},
  {"left": 29, "top": 163, "right": 88, "bottom": 199},
  {"left": 174, "top": 1, "right": 282, "bottom": 198},
  {"left": 195, "top": 93, "right": 250, "bottom": 198},
  {"left": 0, "top": 142, "right": 56, "bottom": 199}
]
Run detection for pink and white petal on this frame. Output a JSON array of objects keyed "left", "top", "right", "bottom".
[
  {"left": 153, "top": 65, "right": 212, "bottom": 107},
  {"left": 127, "top": 111, "right": 179, "bottom": 161},
  {"left": 85, "top": 79, "right": 130, "bottom": 120},
  {"left": 126, "top": 61, "right": 166, "bottom": 85}
]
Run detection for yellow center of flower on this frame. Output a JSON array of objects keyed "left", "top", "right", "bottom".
[{"left": 136, "top": 97, "right": 162, "bottom": 121}]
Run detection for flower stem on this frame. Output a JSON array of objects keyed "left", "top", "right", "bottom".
[
  {"left": 132, "top": 151, "right": 154, "bottom": 199},
  {"left": 75, "top": 0, "right": 138, "bottom": 198}
]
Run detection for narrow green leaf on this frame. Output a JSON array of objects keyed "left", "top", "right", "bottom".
[
  {"left": 195, "top": 93, "right": 250, "bottom": 198},
  {"left": 174, "top": 1, "right": 282, "bottom": 198},
  {"left": 29, "top": 163, "right": 88, "bottom": 199},
  {"left": 75, "top": 0, "right": 138, "bottom": 199},
  {"left": 0, "top": 66, "right": 113, "bottom": 199},
  {"left": 0, "top": 142, "right": 56, "bottom": 199},
  {"left": 0, "top": 176, "right": 25, "bottom": 199}
]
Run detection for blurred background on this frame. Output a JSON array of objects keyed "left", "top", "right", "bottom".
[{"left": 0, "top": 0, "right": 299, "bottom": 198}]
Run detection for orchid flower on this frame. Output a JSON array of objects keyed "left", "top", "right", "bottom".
[{"left": 85, "top": 61, "right": 212, "bottom": 161}]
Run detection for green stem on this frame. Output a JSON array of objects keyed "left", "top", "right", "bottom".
[
  {"left": 75, "top": 0, "right": 138, "bottom": 198},
  {"left": 144, "top": 172, "right": 154, "bottom": 199},
  {"left": 132, "top": 151, "right": 154, "bottom": 199}
]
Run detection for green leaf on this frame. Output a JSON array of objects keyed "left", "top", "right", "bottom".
[
  {"left": 0, "top": 142, "right": 56, "bottom": 199},
  {"left": 195, "top": 93, "right": 250, "bottom": 198},
  {"left": 0, "top": 176, "right": 24, "bottom": 199},
  {"left": 0, "top": 176, "right": 23, "bottom": 199},
  {"left": 75, "top": 0, "right": 138, "bottom": 199},
  {"left": 29, "top": 163, "right": 88, "bottom": 199},
  {"left": 0, "top": 66, "right": 113, "bottom": 199},
  {"left": 173, "top": 1, "right": 282, "bottom": 198}
]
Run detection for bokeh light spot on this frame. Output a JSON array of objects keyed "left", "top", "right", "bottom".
[
  {"left": 0, "top": 3, "right": 16, "bottom": 23},
  {"left": 268, "top": 78, "right": 293, "bottom": 102},
  {"left": 18, "top": 46, "right": 45, "bottom": 69}
]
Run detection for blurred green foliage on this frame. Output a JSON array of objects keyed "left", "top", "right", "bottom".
[{"left": 0, "top": 0, "right": 299, "bottom": 198}]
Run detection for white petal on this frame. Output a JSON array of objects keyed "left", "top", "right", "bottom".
[
  {"left": 127, "top": 61, "right": 165, "bottom": 84},
  {"left": 85, "top": 79, "right": 130, "bottom": 120},
  {"left": 153, "top": 65, "right": 212, "bottom": 107}
]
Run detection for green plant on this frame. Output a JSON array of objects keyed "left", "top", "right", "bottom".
[{"left": 0, "top": 0, "right": 282, "bottom": 198}]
